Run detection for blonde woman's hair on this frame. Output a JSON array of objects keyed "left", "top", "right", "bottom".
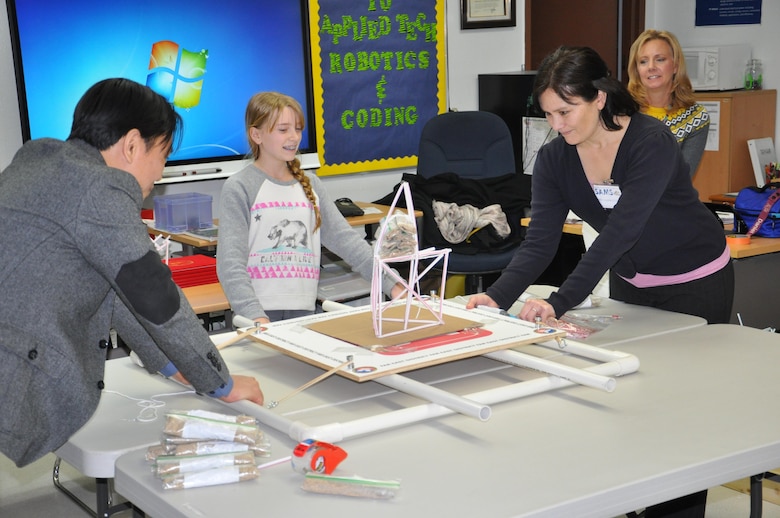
[
  {"left": 627, "top": 29, "right": 696, "bottom": 111},
  {"left": 245, "top": 92, "right": 320, "bottom": 230}
]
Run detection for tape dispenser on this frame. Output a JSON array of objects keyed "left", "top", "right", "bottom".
[{"left": 291, "top": 439, "right": 347, "bottom": 475}]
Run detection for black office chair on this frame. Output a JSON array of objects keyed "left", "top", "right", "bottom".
[{"left": 414, "top": 110, "right": 525, "bottom": 294}]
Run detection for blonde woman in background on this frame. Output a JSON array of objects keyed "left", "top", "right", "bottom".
[{"left": 628, "top": 29, "right": 710, "bottom": 177}]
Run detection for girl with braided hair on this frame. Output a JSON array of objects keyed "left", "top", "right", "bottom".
[{"left": 217, "top": 92, "right": 402, "bottom": 324}]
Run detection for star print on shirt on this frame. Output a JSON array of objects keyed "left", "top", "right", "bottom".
[{"left": 254, "top": 213, "right": 262, "bottom": 222}]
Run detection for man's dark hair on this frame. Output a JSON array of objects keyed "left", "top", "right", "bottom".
[{"left": 68, "top": 78, "right": 182, "bottom": 152}]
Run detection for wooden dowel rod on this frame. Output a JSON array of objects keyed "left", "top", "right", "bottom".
[
  {"left": 216, "top": 326, "right": 261, "bottom": 350},
  {"left": 269, "top": 358, "right": 353, "bottom": 408}
]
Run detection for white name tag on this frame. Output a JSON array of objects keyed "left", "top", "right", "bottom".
[{"left": 593, "top": 184, "right": 621, "bottom": 209}]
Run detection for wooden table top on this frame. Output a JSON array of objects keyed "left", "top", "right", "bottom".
[
  {"left": 726, "top": 236, "right": 780, "bottom": 259},
  {"left": 351, "top": 201, "right": 423, "bottom": 226},
  {"left": 520, "top": 217, "right": 780, "bottom": 259},
  {"left": 520, "top": 217, "right": 584, "bottom": 235},
  {"left": 708, "top": 193, "right": 738, "bottom": 205},
  {"left": 147, "top": 202, "right": 422, "bottom": 247},
  {"left": 181, "top": 282, "right": 229, "bottom": 314}
]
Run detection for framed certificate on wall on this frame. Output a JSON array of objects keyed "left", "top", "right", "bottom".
[{"left": 461, "top": 0, "right": 516, "bottom": 29}]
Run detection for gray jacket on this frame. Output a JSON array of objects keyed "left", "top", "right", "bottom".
[{"left": 0, "top": 139, "right": 232, "bottom": 467}]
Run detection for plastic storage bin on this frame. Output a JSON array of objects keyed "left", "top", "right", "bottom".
[{"left": 153, "top": 193, "right": 213, "bottom": 232}]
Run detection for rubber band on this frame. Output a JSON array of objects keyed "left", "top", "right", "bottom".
[{"left": 104, "top": 389, "right": 196, "bottom": 423}]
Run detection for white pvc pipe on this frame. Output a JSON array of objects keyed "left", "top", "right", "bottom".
[
  {"left": 373, "top": 374, "right": 491, "bottom": 421},
  {"left": 285, "top": 354, "right": 639, "bottom": 443},
  {"left": 226, "top": 399, "right": 298, "bottom": 434},
  {"left": 483, "top": 349, "right": 616, "bottom": 392},
  {"left": 320, "top": 300, "right": 353, "bottom": 312},
  {"left": 229, "top": 372, "right": 491, "bottom": 423},
  {"left": 222, "top": 345, "right": 639, "bottom": 444},
  {"left": 543, "top": 338, "right": 637, "bottom": 371},
  {"left": 231, "top": 314, "right": 256, "bottom": 329}
]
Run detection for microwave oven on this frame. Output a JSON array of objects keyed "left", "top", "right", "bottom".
[{"left": 682, "top": 44, "right": 751, "bottom": 91}]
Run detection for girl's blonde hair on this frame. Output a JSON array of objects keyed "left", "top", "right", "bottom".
[
  {"left": 627, "top": 29, "right": 696, "bottom": 111},
  {"left": 245, "top": 92, "right": 320, "bottom": 230}
]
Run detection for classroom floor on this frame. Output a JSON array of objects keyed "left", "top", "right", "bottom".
[{"left": 1, "top": 452, "right": 780, "bottom": 517}]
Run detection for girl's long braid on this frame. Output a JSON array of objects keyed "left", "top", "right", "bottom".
[{"left": 288, "top": 158, "right": 321, "bottom": 231}]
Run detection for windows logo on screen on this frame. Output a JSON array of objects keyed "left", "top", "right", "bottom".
[{"left": 146, "top": 41, "right": 208, "bottom": 109}]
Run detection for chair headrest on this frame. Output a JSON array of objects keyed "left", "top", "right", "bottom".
[{"left": 417, "top": 111, "right": 516, "bottom": 179}]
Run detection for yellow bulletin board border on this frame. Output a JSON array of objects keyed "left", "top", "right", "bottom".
[{"left": 308, "top": 0, "right": 447, "bottom": 176}]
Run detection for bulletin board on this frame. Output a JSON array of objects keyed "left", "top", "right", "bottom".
[{"left": 309, "top": 0, "right": 447, "bottom": 176}]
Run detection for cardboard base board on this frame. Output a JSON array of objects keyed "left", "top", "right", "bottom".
[{"left": 305, "top": 304, "right": 482, "bottom": 348}]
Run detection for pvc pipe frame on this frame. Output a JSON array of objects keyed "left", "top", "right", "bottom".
[
  {"left": 483, "top": 349, "right": 617, "bottom": 392},
  {"left": 226, "top": 339, "right": 640, "bottom": 444},
  {"left": 373, "top": 373, "right": 491, "bottom": 421}
]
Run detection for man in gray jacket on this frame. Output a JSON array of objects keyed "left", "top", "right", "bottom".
[{"left": 0, "top": 78, "right": 264, "bottom": 467}]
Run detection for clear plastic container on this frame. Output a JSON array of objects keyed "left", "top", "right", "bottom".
[
  {"left": 745, "top": 58, "right": 763, "bottom": 90},
  {"left": 153, "top": 193, "right": 213, "bottom": 232}
]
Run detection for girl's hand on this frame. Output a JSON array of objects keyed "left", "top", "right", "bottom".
[{"left": 465, "top": 294, "right": 498, "bottom": 310}]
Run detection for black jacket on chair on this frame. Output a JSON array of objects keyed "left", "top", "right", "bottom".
[{"left": 377, "top": 171, "right": 530, "bottom": 255}]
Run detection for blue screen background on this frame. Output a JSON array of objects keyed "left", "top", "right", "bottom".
[{"left": 10, "top": 0, "right": 314, "bottom": 164}]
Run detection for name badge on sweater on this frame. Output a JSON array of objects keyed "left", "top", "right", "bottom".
[{"left": 593, "top": 184, "right": 621, "bottom": 209}]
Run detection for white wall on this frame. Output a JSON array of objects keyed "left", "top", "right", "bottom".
[{"left": 646, "top": 0, "right": 780, "bottom": 145}]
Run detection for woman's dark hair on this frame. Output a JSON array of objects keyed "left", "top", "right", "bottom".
[
  {"left": 533, "top": 46, "right": 638, "bottom": 131},
  {"left": 68, "top": 78, "right": 182, "bottom": 153}
]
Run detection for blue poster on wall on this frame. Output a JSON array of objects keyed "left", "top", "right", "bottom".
[
  {"left": 696, "top": 0, "right": 762, "bottom": 26},
  {"left": 310, "top": 0, "right": 447, "bottom": 175}
]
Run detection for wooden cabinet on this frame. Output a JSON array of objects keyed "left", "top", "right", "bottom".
[{"left": 692, "top": 89, "right": 776, "bottom": 201}]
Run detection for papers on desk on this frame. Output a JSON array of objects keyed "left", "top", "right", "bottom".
[
  {"left": 565, "top": 210, "right": 582, "bottom": 224},
  {"left": 716, "top": 211, "right": 735, "bottom": 227}
]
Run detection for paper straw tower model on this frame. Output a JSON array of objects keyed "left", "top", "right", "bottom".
[{"left": 370, "top": 181, "right": 451, "bottom": 338}]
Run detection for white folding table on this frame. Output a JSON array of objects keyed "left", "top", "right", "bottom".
[
  {"left": 52, "top": 358, "right": 235, "bottom": 517},
  {"left": 114, "top": 324, "right": 780, "bottom": 518},
  {"left": 53, "top": 295, "right": 705, "bottom": 516}
]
